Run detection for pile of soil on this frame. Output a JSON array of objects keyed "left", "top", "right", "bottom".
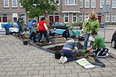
[{"left": 48, "top": 45, "right": 98, "bottom": 62}]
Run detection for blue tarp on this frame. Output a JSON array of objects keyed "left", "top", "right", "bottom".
[{"left": 56, "top": 29, "right": 82, "bottom": 35}]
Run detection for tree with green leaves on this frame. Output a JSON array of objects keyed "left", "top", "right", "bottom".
[{"left": 20, "top": 0, "right": 57, "bottom": 18}]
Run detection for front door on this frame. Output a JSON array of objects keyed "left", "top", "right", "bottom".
[
  {"left": 49, "top": 16, "right": 53, "bottom": 26},
  {"left": 98, "top": 16, "right": 101, "bottom": 23},
  {"left": 55, "top": 16, "right": 59, "bottom": 22}
]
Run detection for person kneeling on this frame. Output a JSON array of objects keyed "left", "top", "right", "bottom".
[
  {"left": 29, "top": 31, "right": 39, "bottom": 43},
  {"left": 91, "top": 31, "right": 109, "bottom": 57},
  {"left": 59, "top": 35, "right": 78, "bottom": 64},
  {"left": 62, "top": 29, "right": 70, "bottom": 40}
]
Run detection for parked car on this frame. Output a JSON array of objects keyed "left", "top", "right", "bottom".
[
  {"left": 9, "top": 23, "right": 19, "bottom": 34},
  {"left": 0, "top": 22, "right": 5, "bottom": 34},
  {"left": 51, "top": 22, "right": 68, "bottom": 29},
  {"left": 111, "top": 30, "right": 116, "bottom": 49}
]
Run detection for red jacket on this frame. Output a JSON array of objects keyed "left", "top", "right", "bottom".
[{"left": 38, "top": 20, "right": 46, "bottom": 31}]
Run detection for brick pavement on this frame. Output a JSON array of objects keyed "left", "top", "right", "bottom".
[{"left": 0, "top": 35, "right": 116, "bottom": 77}]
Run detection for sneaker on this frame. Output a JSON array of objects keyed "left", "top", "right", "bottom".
[
  {"left": 61, "top": 57, "right": 67, "bottom": 64},
  {"left": 58, "top": 56, "right": 64, "bottom": 64},
  {"left": 48, "top": 41, "right": 51, "bottom": 44}
]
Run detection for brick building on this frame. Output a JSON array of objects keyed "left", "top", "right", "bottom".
[
  {"left": 0, "top": 0, "right": 116, "bottom": 26},
  {"left": 0, "top": 0, "right": 26, "bottom": 24}
]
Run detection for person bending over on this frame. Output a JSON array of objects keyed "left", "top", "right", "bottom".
[
  {"left": 30, "top": 31, "right": 39, "bottom": 43},
  {"left": 59, "top": 35, "right": 78, "bottom": 64}
]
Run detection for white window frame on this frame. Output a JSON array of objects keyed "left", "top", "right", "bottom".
[
  {"left": 79, "top": 13, "right": 83, "bottom": 22},
  {"left": 84, "top": 13, "right": 89, "bottom": 21},
  {"left": 85, "top": 0, "right": 89, "bottom": 8},
  {"left": 64, "top": 13, "right": 69, "bottom": 23},
  {"left": 112, "top": 0, "right": 116, "bottom": 8},
  {"left": 12, "top": 13, "right": 18, "bottom": 23},
  {"left": 55, "top": 0, "right": 60, "bottom": 5},
  {"left": 80, "top": 0, "right": 83, "bottom": 8},
  {"left": 111, "top": 13, "right": 116, "bottom": 22},
  {"left": 12, "top": 0, "right": 17, "bottom": 8},
  {"left": 105, "top": 13, "right": 110, "bottom": 22},
  {"left": 106, "top": 0, "right": 110, "bottom": 5},
  {"left": 4, "top": 0, "right": 9, "bottom": 8},
  {"left": 65, "top": 0, "right": 77, "bottom": 5},
  {"left": 72, "top": 13, "right": 77, "bottom": 23},
  {"left": 91, "top": 0, "right": 96, "bottom": 8},
  {"left": 100, "top": 0, "right": 104, "bottom": 8}
]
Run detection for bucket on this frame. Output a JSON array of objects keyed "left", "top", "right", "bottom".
[{"left": 23, "top": 40, "right": 28, "bottom": 45}]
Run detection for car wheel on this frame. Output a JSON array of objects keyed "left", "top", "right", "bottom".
[{"left": 111, "top": 40, "right": 116, "bottom": 48}]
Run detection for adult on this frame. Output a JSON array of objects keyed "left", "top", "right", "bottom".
[
  {"left": 59, "top": 35, "right": 78, "bottom": 64},
  {"left": 28, "top": 19, "right": 36, "bottom": 36},
  {"left": 62, "top": 29, "right": 70, "bottom": 40},
  {"left": 90, "top": 31, "right": 109, "bottom": 57},
  {"left": 82, "top": 11, "right": 99, "bottom": 50},
  {"left": 38, "top": 17, "right": 51, "bottom": 44},
  {"left": 17, "top": 15, "right": 23, "bottom": 34},
  {"left": 2, "top": 23, "right": 11, "bottom": 35}
]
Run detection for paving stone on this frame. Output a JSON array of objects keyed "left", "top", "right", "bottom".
[
  {"left": 14, "top": 68, "right": 24, "bottom": 71},
  {"left": 28, "top": 71, "right": 38, "bottom": 75},
  {"left": 89, "top": 72, "right": 102, "bottom": 77},
  {"left": 17, "top": 71, "right": 28, "bottom": 75},
  {"left": 4, "top": 68, "right": 14, "bottom": 71},
  {"left": 39, "top": 70, "right": 49, "bottom": 75},
  {"left": 100, "top": 72, "right": 113, "bottom": 76},
  {"left": 56, "top": 74, "right": 67, "bottom": 77},
  {"left": 45, "top": 66, "right": 54, "bottom": 70},
  {"left": 71, "top": 68, "right": 82, "bottom": 73},
  {"left": 78, "top": 72, "right": 90, "bottom": 77},
  {"left": 32, "top": 75, "right": 44, "bottom": 77},
  {"left": 7, "top": 72, "right": 17, "bottom": 75},
  {"left": 44, "top": 74, "right": 55, "bottom": 77},
  {"left": 67, "top": 73, "right": 79, "bottom": 77},
  {"left": 34, "top": 67, "right": 44, "bottom": 71},
  {"left": 50, "top": 70, "right": 60, "bottom": 74}
]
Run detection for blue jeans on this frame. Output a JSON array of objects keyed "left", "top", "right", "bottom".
[
  {"left": 83, "top": 32, "right": 90, "bottom": 50},
  {"left": 4, "top": 26, "right": 9, "bottom": 35},
  {"left": 29, "top": 26, "right": 34, "bottom": 37},
  {"left": 18, "top": 25, "right": 23, "bottom": 34},
  {"left": 38, "top": 30, "right": 50, "bottom": 43},
  {"left": 63, "top": 49, "right": 74, "bottom": 62}
]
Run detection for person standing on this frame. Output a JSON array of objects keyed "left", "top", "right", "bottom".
[
  {"left": 59, "top": 35, "right": 78, "bottom": 64},
  {"left": 82, "top": 11, "right": 99, "bottom": 50},
  {"left": 38, "top": 17, "right": 51, "bottom": 44},
  {"left": 2, "top": 23, "right": 11, "bottom": 35},
  {"left": 28, "top": 19, "right": 36, "bottom": 36},
  {"left": 17, "top": 15, "right": 23, "bottom": 34}
]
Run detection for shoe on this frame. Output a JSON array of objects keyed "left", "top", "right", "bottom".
[
  {"left": 48, "top": 41, "right": 51, "bottom": 44},
  {"left": 61, "top": 57, "right": 67, "bottom": 64},
  {"left": 58, "top": 56, "right": 64, "bottom": 64}
]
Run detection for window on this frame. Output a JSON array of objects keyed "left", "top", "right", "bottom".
[
  {"left": 65, "top": 0, "right": 77, "bottom": 5},
  {"left": 85, "top": 0, "right": 89, "bottom": 8},
  {"left": 64, "top": 13, "right": 69, "bottom": 23},
  {"left": 72, "top": 13, "right": 77, "bottom": 23},
  {"left": 106, "top": 0, "right": 110, "bottom": 5},
  {"left": 12, "top": 13, "right": 18, "bottom": 23},
  {"left": 12, "top": 0, "right": 17, "bottom": 7},
  {"left": 0, "top": 17, "right": 1, "bottom": 22},
  {"left": 80, "top": 0, "right": 83, "bottom": 8},
  {"left": 100, "top": 0, "right": 104, "bottom": 8},
  {"left": 4, "top": 0, "right": 9, "bottom": 8},
  {"left": 3, "top": 14, "right": 7, "bottom": 22},
  {"left": 112, "top": 0, "right": 116, "bottom": 8},
  {"left": 79, "top": 13, "right": 83, "bottom": 22},
  {"left": 84, "top": 13, "right": 89, "bottom": 21},
  {"left": 105, "top": 13, "right": 110, "bottom": 22},
  {"left": 55, "top": 0, "right": 60, "bottom": 5},
  {"left": 91, "top": 0, "right": 96, "bottom": 8},
  {"left": 111, "top": 13, "right": 116, "bottom": 22}
]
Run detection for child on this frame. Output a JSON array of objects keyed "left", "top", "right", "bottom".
[
  {"left": 29, "top": 31, "right": 39, "bottom": 43},
  {"left": 62, "top": 29, "right": 70, "bottom": 40}
]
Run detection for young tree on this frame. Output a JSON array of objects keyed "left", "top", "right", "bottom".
[{"left": 20, "top": 0, "right": 57, "bottom": 18}]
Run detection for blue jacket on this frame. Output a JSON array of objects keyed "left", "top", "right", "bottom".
[
  {"left": 2, "top": 23, "right": 11, "bottom": 29},
  {"left": 28, "top": 20, "right": 36, "bottom": 27}
]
